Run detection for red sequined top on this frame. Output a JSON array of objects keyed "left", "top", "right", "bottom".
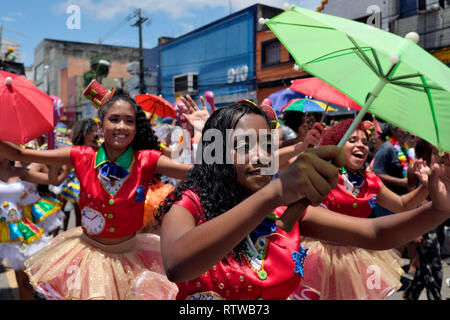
[
  {"left": 318, "top": 171, "right": 382, "bottom": 218},
  {"left": 173, "top": 190, "right": 305, "bottom": 300},
  {"left": 70, "top": 146, "right": 162, "bottom": 238}
]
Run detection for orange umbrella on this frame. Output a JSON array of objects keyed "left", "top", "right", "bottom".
[
  {"left": 0, "top": 70, "right": 54, "bottom": 144},
  {"left": 135, "top": 94, "right": 177, "bottom": 118}
]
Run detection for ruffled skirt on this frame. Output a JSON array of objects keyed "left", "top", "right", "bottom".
[
  {"left": 290, "top": 237, "right": 404, "bottom": 300},
  {"left": 24, "top": 227, "right": 178, "bottom": 300},
  {"left": 23, "top": 196, "right": 64, "bottom": 233},
  {"left": 0, "top": 234, "right": 51, "bottom": 270}
]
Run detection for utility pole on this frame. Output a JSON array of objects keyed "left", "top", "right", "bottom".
[{"left": 132, "top": 9, "right": 149, "bottom": 94}]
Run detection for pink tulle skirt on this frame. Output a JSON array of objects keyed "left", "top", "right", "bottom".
[
  {"left": 290, "top": 237, "right": 404, "bottom": 300},
  {"left": 24, "top": 227, "right": 178, "bottom": 300}
]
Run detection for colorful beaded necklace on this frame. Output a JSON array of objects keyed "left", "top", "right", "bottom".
[{"left": 386, "top": 136, "right": 409, "bottom": 178}]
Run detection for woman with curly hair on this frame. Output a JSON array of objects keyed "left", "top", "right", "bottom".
[
  {"left": 129, "top": 103, "right": 450, "bottom": 300},
  {"left": 291, "top": 119, "right": 431, "bottom": 300},
  {"left": 0, "top": 85, "right": 191, "bottom": 300}
]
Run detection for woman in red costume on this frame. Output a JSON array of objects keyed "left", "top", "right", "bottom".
[
  {"left": 0, "top": 81, "right": 191, "bottom": 300},
  {"left": 128, "top": 102, "right": 450, "bottom": 300},
  {"left": 292, "top": 119, "right": 430, "bottom": 300}
]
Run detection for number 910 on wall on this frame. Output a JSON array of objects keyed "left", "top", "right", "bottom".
[{"left": 227, "top": 65, "right": 249, "bottom": 84}]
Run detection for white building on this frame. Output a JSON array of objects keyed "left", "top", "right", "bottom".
[
  {"left": 0, "top": 38, "right": 21, "bottom": 62},
  {"left": 319, "top": 0, "right": 399, "bottom": 31}
]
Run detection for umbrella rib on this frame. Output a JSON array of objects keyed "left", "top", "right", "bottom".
[
  {"left": 390, "top": 80, "right": 445, "bottom": 91},
  {"left": 420, "top": 76, "right": 441, "bottom": 148},
  {"left": 370, "top": 49, "right": 384, "bottom": 77},
  {"left": 389, "top": 73, "right": 423, "bottom": 81},
  {"left": 346, "top": 35, "right": 380, "bottom": 77},
  {"left": 303, "top": 47, "right": 371, "bottom": 66},
  {"left": 389, "top": 83, "right": 428, "bottom": 93},
  {"left": 268, "top": 21, "right": 334, "bottom": 31}
]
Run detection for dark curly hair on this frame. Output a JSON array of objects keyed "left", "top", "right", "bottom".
[
  {"left": 319, "top": 118, "right": 367, "bottom": 147},
  {"left": 155, "top": 102, "right": 271, "bottom": 261},
  {"left": 71, "top": 118, "right": 97, "bottom": 146},
  {"left": 97, "top": 89, "right": 160, "bottom": 152}
]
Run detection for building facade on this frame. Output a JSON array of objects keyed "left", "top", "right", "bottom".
[
  {"left": 0, "top": 38, "right": 21, "bottom": 62},
  {"left": 33, "top": 39, "right": 141, "bottom": 123},
  {"left": 256, "top": 18, "right": 309, "bottom": 104},
  {"left": 149, "top": 4, "right": 286, "bottom": 109},
  {"left": 319, "top": 0, "right": 450, "bottom": 65}
]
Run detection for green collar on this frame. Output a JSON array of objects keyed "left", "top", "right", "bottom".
[{"left": 94, "top": 144, "right": 133, "bottom": 171}]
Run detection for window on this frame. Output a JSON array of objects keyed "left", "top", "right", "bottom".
[
  {"left": 261, "top": 39, "right": 281, "bottom": 67},
  {"left": 35, "top": 63, "right": 44, "bottom": 82},
  {"left": 173, "top": 73, "right": 198, "bottom": 96}
]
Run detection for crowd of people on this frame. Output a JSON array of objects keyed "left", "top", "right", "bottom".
[{"left": 0, "top": 80, "right": 449, "bottom": 301}]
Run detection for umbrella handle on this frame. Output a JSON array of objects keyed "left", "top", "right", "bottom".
[
  {"left": 47, "top": 130, "right": 55, "bottom": 150},
  {"left": 320, "top": 103, "right": 330, "bottom": 124},
  {"left": 337, "top": 78, "right": 387, "bottom": 147},
  {"left": 276, "top": 198, "right": 310, "bottom": 233}
]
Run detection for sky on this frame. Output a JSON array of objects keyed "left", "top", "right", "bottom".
[{"left": 0, "top": 0, "right": 321, "bottom": 67}]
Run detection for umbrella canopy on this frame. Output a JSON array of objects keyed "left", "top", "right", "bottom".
[
  {"left": 135, "top": 94, "right": 177, "bottom": 118},
  {"left": 282, "top": 98, "right": 335, "bottom": 113},
  {"left": 290, "top": 77, "right": 361, "bottom": 111},
  {"left": 265, "top": 6, "right": 450, "bottom": 151},
  {"left": 267, "top": 88, "right": 306, "bottom": 115},
  {"left": 0, "top": 71, "right": 54, "bottom": 144}
]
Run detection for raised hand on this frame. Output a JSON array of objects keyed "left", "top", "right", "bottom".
[
  {"left": 180, "top": 95, "right": 210, "bottom": 134},
  {"left": 429, "top": 152, "right": 450, "bottom": 213},
  {"left": 277, "top": 145, "right": 346, "bottom": 207},
  {"left": 302, "top": 122, "right": 323, "bottom": 149},
  {"left": 412, "top": 159, "right": 431, "bottom": 188},
  {"left": 274, "top": 145, "right": 345, "bottom": 232}
]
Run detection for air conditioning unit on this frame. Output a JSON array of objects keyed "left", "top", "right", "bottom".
[{"left": 173, "top": 73, "right": 198, "bottom": 96}]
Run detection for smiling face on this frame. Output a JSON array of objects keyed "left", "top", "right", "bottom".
[
  {"left": 344, "top": 129, "right": 369, "bottom": 171},
  {"left": 84, "top": 125, "right": 99, "bottom": 147},
  {"left": 100, "top": 100, "right": 136, "bottom": 155},
  {"left": 232, "top": 113, "right": 273, "bottom": 195}
]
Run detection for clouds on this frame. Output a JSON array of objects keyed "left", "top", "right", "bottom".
[
  {"left": 53, "top": 0, "right": 321, "bottom": 21},
  {"left": 1, "top": 16, "right": 16, "bottom": 22}
]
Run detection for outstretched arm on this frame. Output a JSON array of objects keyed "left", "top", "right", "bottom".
[
  {"left": 0, "top": 141, "right": 72, "bottom": 165},
  {"left": 377, "top": 159, "right": 430, "bottom": 212},
  {"left": 155, "top": 154, "right": 193, "bottom": 180},
  {"left": 161, "top": 146, "right": 345, "bottom": 282},
  {"left": 301, "top": 157, "right": 450, "bottom": 250}
]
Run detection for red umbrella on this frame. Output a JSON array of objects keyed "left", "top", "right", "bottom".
[
  {"left": 290, "top": 77, "right": 361, "bottom": 111},
  {"left": 0, "top": 71, "right": 54, "bottom": 144},
  {"left": 135, "top": 94, "right": 177, "bottom": 118}
]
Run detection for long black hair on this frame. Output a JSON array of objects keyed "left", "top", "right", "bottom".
[
  {"left": 71, "top": 118, "right": 97, "bottom": 146},
  {"left": 156, "top": 102, "right": 271, "bottom": 261},
  {"left": 98, "top": 89, "right": 160, "bottom": 151}
]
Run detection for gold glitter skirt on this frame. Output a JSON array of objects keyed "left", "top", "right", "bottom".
[
  {"left": 290, "top": 237, "right": 404, "bottom": 300},
  {"left": 24, "top": 227, "right": 178, "bottom": 300}
]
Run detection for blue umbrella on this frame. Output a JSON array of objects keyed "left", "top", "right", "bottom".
[{"left": 267, "top": 88, "right": 305, "bottom": 115}]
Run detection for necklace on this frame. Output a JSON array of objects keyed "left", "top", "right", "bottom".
[{"left": 387, "top": 136, "right": 409, "bottom": 178}]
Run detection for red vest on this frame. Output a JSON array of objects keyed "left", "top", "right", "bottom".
[
  {"left": 174, "top": 190, "right": 304, "bottom": 300},
  {"left": 70, "top": 146, "right": 162, "bottom": 238},
  {"left": 319, "top": 172, "right": 382, "bottom": 218}
]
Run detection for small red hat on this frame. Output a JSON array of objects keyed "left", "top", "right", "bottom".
[{"left": 83, "top": 80, "right": 116, "bottom": 110}]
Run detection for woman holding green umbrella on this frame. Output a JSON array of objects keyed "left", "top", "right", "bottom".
[{"left": 290, "top": 119, "right": 431, "bottom": 300}]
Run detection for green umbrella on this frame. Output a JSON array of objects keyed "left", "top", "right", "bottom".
[{"left": 264, "top": 5, "right": 450, "bottom": 152}]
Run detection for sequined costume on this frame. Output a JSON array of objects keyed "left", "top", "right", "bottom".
[
  {"left": 126, "top": 190, "right": 307, "bottom": 300},
  {"left": 24, "top": 145, "right": 178, "bottom": 300},
  {"left": 20, "top": 180, "right": 65, "bottom": 234},
  {"left": 291, "top": 171, "right": 404, "bottom": 300},
  {"left": 0, "top": 180, "right": 50, "bottom": 270}
]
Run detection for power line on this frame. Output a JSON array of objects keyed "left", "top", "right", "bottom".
[{"left": 98, "top": 13, "right": 134, "bottom": 44}]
